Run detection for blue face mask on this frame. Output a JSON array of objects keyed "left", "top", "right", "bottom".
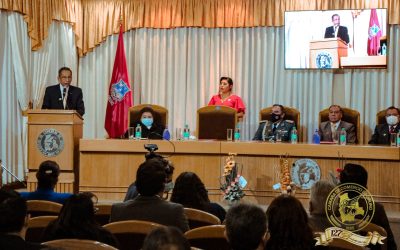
[{"left": 141, "top": 118, "right": 153, "bottom": 127}]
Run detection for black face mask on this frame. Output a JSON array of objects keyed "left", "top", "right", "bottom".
[{"left": 270, "top": 113, "right": 281, "bottom": 123}]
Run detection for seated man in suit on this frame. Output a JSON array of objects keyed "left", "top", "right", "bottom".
[
  {"left": 324, "top": 14, "right": 350, "bottom": 44},
  {"left": 253, "top": 104, "right": 295, "bottom": 142},
  {"left": 318, "top": 105, "right": 356, "bottom": 143},
  {"left": 369, "top": 106, "right": 400, "bottom": 145},
  {"left": 110, "top": 158, "right": 189, "bottom": 232},
  {"left": 42, "top": 67, "right": 85, "bottom": 116}
]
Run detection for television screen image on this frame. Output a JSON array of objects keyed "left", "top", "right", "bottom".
[{"left": 284, "top": 9, "right": 387, "bottom": 69}]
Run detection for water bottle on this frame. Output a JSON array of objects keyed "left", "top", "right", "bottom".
[
  {"left": 312, "top": 129, "right": 320, "bottom": 144},
  {"left": 183, "top": 124, "right": 190, "bottom": 140},
  {"left": 381, "top": 43, "right": 387, "bottom": 55},
  {"left": 234, "top": 125, "right": 241, "bottom": 141},
  {"left": 339, "top": 128, "right": 347, "bottom": 145},
  {"left": 397, "top": 132, "right": 400, "bottom": 147},
  {"left": 135, "top": 124, "right": 142, "bottom": 140},
  {"left": 290, "top": 127, "right": 298, "bottom": 144},
  {"left": 162, "top": 126, "right": 171, "bottom": 140}
]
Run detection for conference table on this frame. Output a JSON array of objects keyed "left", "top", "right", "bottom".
[{"left": 79, "top": 139, "right": 400, "bottom": 210}]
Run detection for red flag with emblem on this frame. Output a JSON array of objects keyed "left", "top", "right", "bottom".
[
  {"left": 367, "top": 9, "right": 382, "bottom": 56},
  {"left": 104, "top": 24, "right": 133, "bottom": 138}
]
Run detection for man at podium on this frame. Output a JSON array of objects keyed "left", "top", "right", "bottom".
[
  {"left": 42, "top": 67, "right": 85, "bottom": 116},
  {"left": 324, "top": 14, "right": 349, "bottom": 44}
]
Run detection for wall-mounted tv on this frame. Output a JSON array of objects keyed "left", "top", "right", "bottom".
[{"left": 285, "top": 9, "right": 387, "bottom": 69}]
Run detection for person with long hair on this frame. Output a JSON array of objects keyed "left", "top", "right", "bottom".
[
  {"left": 42, "top": 192, "right": 117, "bottom": 247},
  {"left": 142, "top": 227, "right": 191, "bottom": 250},
  {"left": 170, "top": 172, "right": 226, "bottom": 222},
  {"left": 265, "top": 194, "right": 316, "bottom": 250}
]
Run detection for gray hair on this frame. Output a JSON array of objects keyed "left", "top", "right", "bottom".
[{"left": 309, "top": 180, "right": 335, "bottom": 215}]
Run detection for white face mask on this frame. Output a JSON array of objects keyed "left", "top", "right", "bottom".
[{"left": 386, "top": 115, "right": 399, "bottom": 125}]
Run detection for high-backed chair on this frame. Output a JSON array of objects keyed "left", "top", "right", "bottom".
[
  {"left": 319, "top": 107, "right": 360, "bottom": 143},
  {"left": 259, "top": 106, "right": 300, "bottom": 129},
  {"left": 26, "top": 216, "right": 58, "bottom": 243},
  {"left": 376, "top": 109, "right": 387, "bottom": 125},
  {"left": 197, "top": 106, "right": 237, "bottom": 140},
  {"left": 184, "top": 225, "right": 230, "bottom": 250},
  {"left": 94, "top": 203, "right": 112, "bottom": 226},
  {"left": 42, "top": 239, "right": 117, "bottom": 250},
  {"left": 183, "top": 208, "right": 221, "bottom": 229},
  {"left": 127, "top": 104, "right": 168, "bottom": 128},
  {"left": 27, "top": 200, "right": 62, "bottom": 217},
  {"left": 103, "top": 220, "right": 163, "bottom": 250}
]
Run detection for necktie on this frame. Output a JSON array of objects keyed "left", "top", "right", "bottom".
[
  {"left": 334, "top": 26, "right": 338, "bottom": 37},
  {"left": 272, "top": 123, "right": 277, "bottom": 133},
  {"left": 62, "top": 87, "right": 67, "bottom": 109},
  {"left": 389, "top": 126, "right": 395, "bottom": 133}
]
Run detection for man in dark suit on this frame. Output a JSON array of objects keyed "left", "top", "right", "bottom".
[
  {"left": 369, "top": 106, "right": 400, "bottom": 145},
  {"left": 253, "top": 104, "right": 295, "bottom": 142},
  {"left": 319, "top": 105, "right": 356, "bottom": 143},
  {"left": 42, "top": 67, "right": 85, "bottom": 116},
  {"left": 324, "top": 14, "right": 350, "bottom": 44},
  {"left": 110, "top": 158, "right": 189, "bottom": 232}
]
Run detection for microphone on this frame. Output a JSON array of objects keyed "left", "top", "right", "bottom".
[{"left": 0, "top": 159, "right": 26, "bottom": 187}]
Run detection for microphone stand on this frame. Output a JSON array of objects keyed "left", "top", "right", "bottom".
[{"left": 0, "top": 159, "right": 26, "bottom": 187}]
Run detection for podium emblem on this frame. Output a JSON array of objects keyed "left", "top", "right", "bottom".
[
  {"left": 37, "top": 129, "right": 64, "bottom": 157},
  {"left": 291, "top": 158, "right": 320, "bottom": 189},
  {"left": 316, "top": 52, "right": 333, "bottom": 69}
]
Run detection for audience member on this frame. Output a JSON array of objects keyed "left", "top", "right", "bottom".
[
  {"left": 110, "top": 158, "right": 189, "bottom": 232},
  {"left": 225, "top": 203, "right": 266, "bottom": 250},
  {"left": 142, "top": 227, "right": 191, "bottom": 250},
  {"left": 170, "top": 172, "right": 226, "bottom": 222},
  {"left": 369, "top": 106, "right": 400, "bottom": 145},
  {"left": 253, "top": 104, "right": 295, "bottom": 142},
  {"left": 265, "top": 194, "right": 315, "bottom": 250},
  {"left": 319, "top": 105, "right": 356, "bottom": 143},
  {"left": 0, "top": 188, "right": 45, "bottom": 249},
  {"left": 130, "top": 107, "right": 165, "bottom": 139},
  {"left": 308, "top": 180, "right": 335, "bottom": 232},
  {"left": 42, "top": 192, "right": 117, "bottom": 247},
  {"left": 20, "top": 160, "right": 72, "bottom": 204},
  {"left": 340, "top": 163, "right": 397, "bottom": 250}
]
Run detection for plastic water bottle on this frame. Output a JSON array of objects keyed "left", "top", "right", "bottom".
[
  {"left": 162, "top": 126, "right": 171, "bottom": 140},
  {"left": 397, "top": 133, "right": 400, "bottom": 147},
  {"left": 234, "top": 125, "right": 241, "bottom": 141},
  {"left": 183, "top": 124, "right": 190, "bottom": 140},
  {"left": 339, "top": 128, "right": 347, "bottom": 145},
  {"left": 135, "top": 124, "right": 142, "bottom": 140},
  {"left": 381, "top": 43, "right": 387, "bottom": 55},
  {"left": 312, "top": 129, "right": 320, "bottom": 144},
  {"left": 290, "top": 127, "right": 298, "bottom": 144}
]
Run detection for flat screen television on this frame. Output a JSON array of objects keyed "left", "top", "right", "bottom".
[{"left": 284, "top": 9, "right": 387, "bottom": 69}]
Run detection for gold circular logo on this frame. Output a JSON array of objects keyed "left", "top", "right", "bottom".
[{"left": 325, "top": 183, "right": 375, "bottom": 232}]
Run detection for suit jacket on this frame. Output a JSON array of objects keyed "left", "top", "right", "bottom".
[
  {"left": 110, "top": 195, "right": 189, "bottom": 232},
  {"left": 42, "top": 84, "right": 85, "bottom": 116},
  {"left": 319, "top": 120, "right": 356, "bottom": 144},
  {"left": 324, "top": 26, "right": 350, "bottom": 44},
  {"left": 369, "top": 123, "right": 400, "bottom": 145},
  {"left": 253, "top": 120, "right": 295, "bottom": 142}
]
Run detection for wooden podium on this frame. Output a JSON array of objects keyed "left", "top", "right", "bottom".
[
  {"left": 27, "top": 110, "right": 83, "bottom": 193},
  {"left": 309, "top": 38, "right": 348, "bottom": 68}
]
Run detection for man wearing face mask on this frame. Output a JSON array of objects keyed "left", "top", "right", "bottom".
[
  {"left": 369, "top": 106, "right": 400, "bottom": 145},
  {"left": 131, "top": 107, "right": 165, "bottom": 139},
  {"left": 253, "top": 104, "right": 295, "bottom": 142}
]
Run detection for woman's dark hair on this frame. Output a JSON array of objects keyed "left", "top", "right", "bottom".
[
  {"left": 170, "top": 172, "right": 210, "bottom": 210},
  {"left": 142, "top": 226, "right": 191, "bottom": 250},
  {"left": 265, "top": 195, "right": 314, "bottom": 250},
  {"left": 36, "top": 160, "right": 60, "bottom": 189},
  {"left": 220, "top": 76, "right": 233, "bottom": 86}
]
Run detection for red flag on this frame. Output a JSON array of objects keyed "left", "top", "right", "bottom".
[
  {"left": 367, "top": 9, "right": 382, "bottom": 56},
  {"left": 104, "top": 24, "right": 133, "bottom": 138}
]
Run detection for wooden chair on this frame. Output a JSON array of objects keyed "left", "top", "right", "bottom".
[
  {"left": 197, "top": 106, "right": 237, "bottom": 140},
  {"left": 359, "top": 222, "right": 387, "bottom": 250},
  {"left": 103, "top": 220, "right": 163, "bottom": 250},
  {"left": 42, "top": 239, "right": 117, "bottom": 250},
  {"left": 26, "top": 216, "right": 58, "bottom": 243},
  {"left": 319, "top": 106, "right": 360, "bottom": 143},
  {"left": 313, "top": 232, "right": 364, "bottom": 250},
  {"left": 27, "top": 200, "right": 62, "bottom": 217},
  {"left": 94, "top": 203, "right": 112, "bottom": 226},
  {"left": 376, "top": 109, "right": 387, "bottom": 125},
  {"left": 184, "top": 225, "right": 230, "bottom": 250},
  {"left": 128, "top": 104, "right": 168, "bottom": 128},
  {"left": 184, "top": 208, "right": 221, "bottom": 229}
]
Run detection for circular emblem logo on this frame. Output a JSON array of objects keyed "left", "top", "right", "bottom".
[
  {"left": 325, "top": 183, "right": 375, "bottom": 232},
  {"left": 291, "top": 159, "right": 320, "bottom": 189},
  {"left": 316, "top": 52, "right": 333, "bottom": 69},
  {"left": 37, "top": 129, "right": 64, "bottom": 157}
]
